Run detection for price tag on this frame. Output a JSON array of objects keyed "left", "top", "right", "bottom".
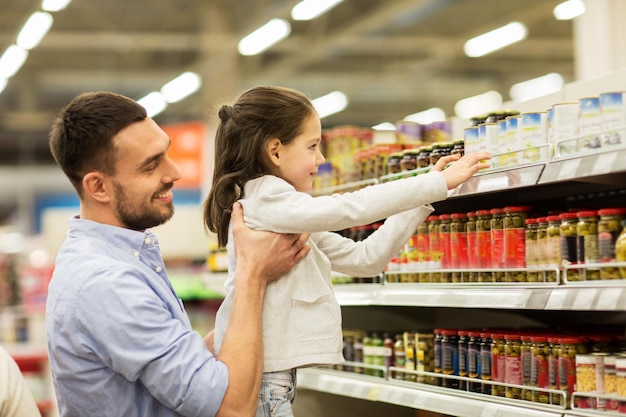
[
  {"left": 596, "top": 288, "right": 622, "bottom": 310},
  {"left": 558, "top": 158, "right": 581, "bottom": 179},
  {"left": 592, "top": 152, "right": 617, "bottom": 175},
  {"left": 367, "top": 386, "right": 380, "bottom": 401}
]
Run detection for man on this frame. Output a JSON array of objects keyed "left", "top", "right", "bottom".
[{"left": 46, "top": 91, "right": 309, "bottom": 417}]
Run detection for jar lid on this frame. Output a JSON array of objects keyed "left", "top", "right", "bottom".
[
  {"left": 427, "top": 215, "right": 439, "bottom": 221},
  {"left": 441, "top": 329, "right": 458, "bottom": 336},
  {"left": 439, "top": 214, "right": 450, "bottom": 220},
  {"left": 467, "top": 211, "right": 477, "bottom": 218},
  {"left": 559, "top": 212, "right": 578, "bottom": 219},
  {"left": 504, "top": 206, "right": 532, "bottom": 213},
  {"left": 490, "top": 208, "right": 503, "bottom": 214},
  {"left": 504, "top": 333, "right": 521, "bottom": 340},
  {"left": 598, "top": 208, "right": 626, "bottom": 216},
  {"left": 538, "top": 217, "right": 549, "bottom": 223},
  {"left": 547, "top": 215, "right": 561, "bottom": 222},
  {"left": 451, "top": 212, "right": 467, "bottom": 219},
  {"left": 476, "top": 209, "right": 491, "bottom": 216},
  {"left": 525, "top": 218, "right": 538, "bottom": 225},
  {"left": 530, "top": 335, "right": 548, "bottom": 343},
  {"left": 577, "top": 210, "right": 598, "bottom": 218}
]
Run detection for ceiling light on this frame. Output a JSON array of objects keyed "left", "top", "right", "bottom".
[
  {"left": 372, "top": 122, "right": 396, "bottom": 131},
  {"left": 554, "top": 0, "right": 586, "bottom": 20},
  {"left": 312, "top": 91, "right": 348, "bottom": 118},
  {"left": 291, "top": 0, "right": 344, "bottom": 21},
  {"left": 42, "top": 0, "right": 72, "bottom": 12},
  {"left": 404, "top": 107, "right": 446, "bottom": 124},
  {"left": 509, "top": 73, "right": 564, "bottom": 103},
  {"left": 161, "top": 71, "right": 202, "bottom": 103},
  {"left": 137, "top": 92, "right": 167, "bottom": 118},
  {"left": 238, "top": 18, "right": 291, "bottom": 56},
  {"left": 17, "top": 11, "right": 54, "bottom": 50},
  {"left": 0, "top": 45, "right": 29, "bottom": 78},
  {"left": 454, "top": 90, "right": 502, "bottom": 120},
  {"left": 464, "top": 22, "right": 528, "bottom": 57},
  {"left": 0, "top": 78, "right": 7, "bottom": 94}
]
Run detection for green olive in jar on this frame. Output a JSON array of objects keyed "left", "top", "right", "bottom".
[{"left": 616, "top": 219, "right": 626, "bottom": 278}]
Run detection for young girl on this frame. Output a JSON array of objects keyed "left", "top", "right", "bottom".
[{"left": 204, "top": 85, "right": 490, "bottom": 417}]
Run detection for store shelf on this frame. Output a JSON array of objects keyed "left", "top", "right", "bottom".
[
  {"left": 539, "top": 146, "right": 626, "bottom": 184},
  {"left": 298, "top": 367, "right": 564, "bottom": 417}
]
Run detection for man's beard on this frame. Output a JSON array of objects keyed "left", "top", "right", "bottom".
[{"left": 113, "top": 182, "right": 175, "bottom": 231}]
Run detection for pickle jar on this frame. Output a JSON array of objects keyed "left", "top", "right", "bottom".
[
  {"left": 393, "top": 333, "right": 406, "bottom": 380},
  {"left": 545, "top": 215, "right": 561, "bottom": 282},
  {"left": 559, "top": 336, "right": 588, "bottom": 402},
  {"left": 548, "top": 336, "right": 562, "bottom": 405},
  {"left": 416, "top": 220, "right": 430, "bottom": 283},
  {"left": 536, "top": 217, "right": 549, "bottom": 280},
  {"left": 491, "top": 208, "right": 505, "bottom": 281},
  {"left": 525, "top": 218, "right": 539, "bottom": 282},
  {"left": 521, "top": 334, "right": 533, "bottom": 401},
  {"left": 480, "top": 332, "right": 493, "bottom": 394},
  {"left": 560, "top": 212, "right": 580, "bottom": 281},
  {"left": 417, "top": 146, "right": 432, "bottom": 169},
  {"left": 450, "top": 213, "right": 468, "bottom": 282},
  {"left": 439, "top": 214, "right": 452, "bottom": 282},
  {"left": 458, "top": 330, "right": 469, "bottom": 390},
  {"left": 429, "top": 142, "right": 454, "bottom": 166},
  {"left": 466, "top": 211, "right": 478, "bottom": 282},
  {"left": 598, "top": 208, "right": 626, "bottom": 279},
  {"left": 617, "top": 219, "right": 626, "bottom": 279},
  {"left": 467, "top": 331, "right": 482, "bottom": 393},
  {"left": 476, "top": 210, "right": 493, "bottom": 282},
  {"left": 504, "top": 333, "right": 523, "bottom": 399},
  {"left": 416, "top": 332, "right": 436, "bottom": 384},
  {"left": 577, "top": 210, "right": 600, "bottom": 280},
  {"left": 433, "top": 329, "right": 443, "bottom": 385},
  {"left": 503, "top": 206, "right": 531, "bottom": 274},
  {"left": 491, "top": 333, "right": 506, "bottom": 397},
  {"left": 530, "top": 335, "right": 550, "bottom": 403},
  {"left": 428, "top": 215, "right": 442, "bottom": 282}
]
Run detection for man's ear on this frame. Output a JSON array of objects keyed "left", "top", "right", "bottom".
[
  {"left": 267, "top": 138, "right": 282, "bottom": 167},
  {"left": 82, "top": 172, "right": 111, "bottom": 203}
]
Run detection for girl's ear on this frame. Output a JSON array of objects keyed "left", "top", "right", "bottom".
[{"left": 267, "top": 138, "right": 282, "bottom": 167}]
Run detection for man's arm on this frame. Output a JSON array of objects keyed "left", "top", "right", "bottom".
[{"left": 215, "top": 202, "right": 309, "bottom": 417}]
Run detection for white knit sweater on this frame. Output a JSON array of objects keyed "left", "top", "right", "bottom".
[{"left": 213, "top": 171, "right": 448, "bottom": 372}]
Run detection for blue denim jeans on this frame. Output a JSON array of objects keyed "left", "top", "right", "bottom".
[{"left": 255, "top": 369, "right": 297, "bottom": 417}]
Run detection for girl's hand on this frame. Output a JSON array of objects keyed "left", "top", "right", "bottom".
[{"left": 432, "top": 151, "right": 491, "bottom": 190}]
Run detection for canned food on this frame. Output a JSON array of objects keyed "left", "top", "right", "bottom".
[
  {"left": 599, "top": 91, "right": 626, "bottom": 148},
  {"left": 551, "top": 102, "right": 580, "bottom": 156}
]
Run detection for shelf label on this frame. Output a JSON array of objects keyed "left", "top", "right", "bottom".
[
  {"left": 480, "top": 406, "right": 497, "bottom": 417},
  {"left": 367, "top": 386, "right": 380, "bottom": 401},
  {"left": 558, "top": 158, "right": 581, "bottom": 179},
  {"left": 591, "top": 152, "right": 617, "bottom": 175},
  {"left": 596, "top": 288, "right": 622, "bottom": 310},
  {"left": 572, "top": 289, "right": 597, "bottom": 310}
]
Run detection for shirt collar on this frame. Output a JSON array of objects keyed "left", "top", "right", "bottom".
[{"left": 67, "top": 216, "right": 159, "bottom": 254}]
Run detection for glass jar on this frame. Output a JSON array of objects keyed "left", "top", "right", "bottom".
[
  {"left": 417, "top": 146, "right": 432, "bottom": 169},
  {"left": 386, "top": 152, "right": 404, "bottom": 175},
  {"left": 403, "top": 331, "right": 416, "bottom": 382},
  {"left": 433, "top": 329, "right": 443, "bottom": 386},
  {"left": 504, "top": 206, "right": 531, "bottom": 271},
  {"left": 393, "top": 333, "right": 406, "bottom": 380},
  {"left": 491, "top": 333, "right": 506, "bottom": 397},
  {"left": 476, "top": 209, "right": 493, "bottom": 282},
  {"left": 491, "top": 208, "right": 505, "bottom": 281},
  {"left": 441, "top": 329, "right": 459, "bottom": 389},
  {"left": 560, "top": 212, "right": 580, "bottom": 281},
  {"left": 545, "top": 215, "right": 561, "bottom": 282},
  {"left": 429, "top": 142, "right": 454, "bottom": 166},
  {"left": 547, "top": 337, "right": 562, "bottom": 405},
  {"left": 530, "top": 335, "right": 550, "bottom": 403},
  {"left": 520, "top": 334, "right": 533, "bottom": 401},
  {"left": 504, "top": 333, "right": 523, "bottom": 399},
  {"left": 525, "top": 218, "right": 539, "bottom": 282},
  {"left": 458, "top": 330, "right": 469, "bottom": 390},
  {"left": 559, "top": 336, "right": 588, "bottom": 403},
  {"left": 439, "top": 214, "right": 452, "bottom": 283},
  {"left": 577, "top": 210, "right": 600, "bottom": 280},
  {"left": 450, "top": 213, "right": 468, "bottom": 282},
  {"left": 416, "top": 332, "right": 435, "bottom": 384},
  {"left": 598, "top": 208, "right": 626, "bottom": 279},
  {"left": 536, "top": 217, "right": 549, "bottom": 279},
  {"left": 480, "top": 332, "right": 493, "bottom": 395},
  {"left": 400, "top": 148, "right": 420, "bottom": 173},
  {"left": 466, "top": 211, "right": 478, "bottom": 282},
  {"left": 468, "top": 331, "right": 482, "bottom": 393},
  {"left": 428, "top": 215, "right": 442, "bottom": 282},
  {"left": 617, "top": 219, "right": 626, "bottom": 279},
  {"left": 451, "top": 138, "right": 465, "bottom": 157},
  {"left": 416, "top": 219, "right": 430, "bottom": 283}
]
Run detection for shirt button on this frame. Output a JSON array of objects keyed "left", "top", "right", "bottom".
[
  {"left": 155, "top": 266, "right": 163, "bottom": 273},
  {"left": 133, "top": 251, "right": 139, "bottom": 257},
  {"left": 144, "top": 237, "right": 151, "bottom": 245}
]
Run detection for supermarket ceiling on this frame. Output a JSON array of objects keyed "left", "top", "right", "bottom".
[{"left": 0, "top": 0, "right": 574, "bottom": 166}]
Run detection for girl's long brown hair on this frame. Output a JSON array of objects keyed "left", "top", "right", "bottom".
[{"left": 203, "top": 85, "right": 316, "bottom": 247}]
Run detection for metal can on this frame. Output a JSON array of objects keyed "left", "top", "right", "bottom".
[
  {"left": 578, "top": 97, "right": 603, "bottom": 151},
  {"left": 599, "top": 91, "right": 626, "bottom": 148},
  {"left": 551, "top": 102, "right": 580, "bottom": 156},
  {"left": 520, "top": 112, "right": 548, "bottom": 163}
]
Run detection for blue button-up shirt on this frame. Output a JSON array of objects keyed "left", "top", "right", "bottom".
[{"left": 46, "top": 217, "right": 228, "bottom": 417}]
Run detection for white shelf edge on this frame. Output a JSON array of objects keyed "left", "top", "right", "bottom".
[{"left": 297, "top": 368, "right": 564, "bottom": 417}]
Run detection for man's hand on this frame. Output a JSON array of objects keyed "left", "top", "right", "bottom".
[
  {"left": 231, "top": 202, "right": 310, "bottom": 283},
  {"left": 433, "top": 151, "right": 491, "bottom": 190}
]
